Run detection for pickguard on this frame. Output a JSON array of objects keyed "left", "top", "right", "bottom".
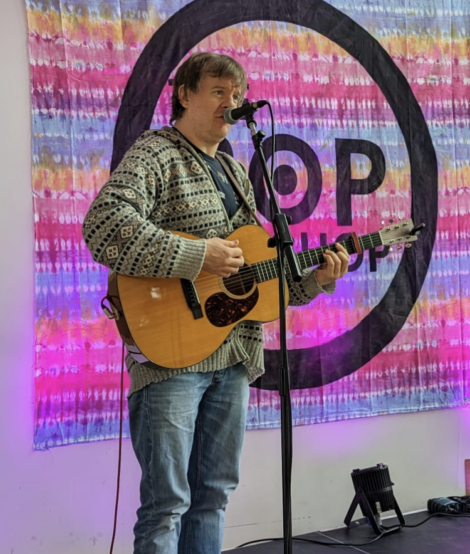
[{"left": 205, "top": 289, "right": 259, "bottom": 327}]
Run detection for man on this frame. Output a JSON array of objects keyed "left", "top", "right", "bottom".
[{"left": 83, "top": 52, "right": 349, "bottom": 554}]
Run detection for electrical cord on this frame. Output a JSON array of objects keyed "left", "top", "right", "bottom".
[
  {"left": 236, "top": 512, "right": 470, "bottom": 549},
  {"left": 236, "top": 532, "right": 387, "bottom": 549},
  {"left": 403, "top": 512, "right": 470, "bottom": 528},
  {"left": 109, "top": 341, "right": 126, "bottom": 554}
]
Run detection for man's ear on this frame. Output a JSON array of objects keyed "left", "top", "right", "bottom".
[{"left": 178, "top": 85, "right": 189, "bottom": 108}]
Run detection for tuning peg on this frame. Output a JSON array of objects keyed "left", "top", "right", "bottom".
[
  {"left": 411, "top": 223, "right": 425, "bottom": 236},
  {"left": 405, "top": 243, "right": 412, "bottom": 248},
  {"left": 389, "top": 247, "right": 393, "bottom": 251},
  {"left": 381, "top": 220, "right": 385, "bottom": 226},
  {"left": 396, "top": 245, "right": 403, "bottom": 250},
  {"left": 389, "top": 218, "right": 394, "bottom": 223}
]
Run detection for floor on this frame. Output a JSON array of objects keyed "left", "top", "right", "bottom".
[{"left": 225, "top": 511, "right": 470, "bottom": 553}]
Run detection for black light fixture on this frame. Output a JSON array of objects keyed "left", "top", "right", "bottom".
[{"left": 344, "top": 463, "right": 405, "bottom": 535}]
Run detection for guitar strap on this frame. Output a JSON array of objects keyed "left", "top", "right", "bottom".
[{"left": 216, "top": 155, "right": 263, "bottom": 227}]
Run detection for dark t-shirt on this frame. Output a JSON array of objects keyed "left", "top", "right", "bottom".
[{"left": 198, "top": 150, "right": 240, "bottom": 218}]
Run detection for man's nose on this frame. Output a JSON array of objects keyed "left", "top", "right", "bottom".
[{"left": 224, "top": 95, "right": 238, "bottom": 108}]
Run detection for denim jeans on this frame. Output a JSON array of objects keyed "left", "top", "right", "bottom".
[{"left": 128, "top": 363, "right": 249, "bottom": 554}]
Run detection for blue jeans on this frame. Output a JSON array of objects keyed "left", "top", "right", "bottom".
[{"left": 128, "top": 363, "right": 249, "bottom": 554}]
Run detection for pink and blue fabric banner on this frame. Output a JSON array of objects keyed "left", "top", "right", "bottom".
[{"left": 28, "top": 0, "right": 470, "bottom": 449}]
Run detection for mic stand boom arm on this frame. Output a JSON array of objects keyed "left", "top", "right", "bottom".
[{"left": 245, "top": 110, "right": 301, "bottom": 554}]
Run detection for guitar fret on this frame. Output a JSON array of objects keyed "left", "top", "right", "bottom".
[
  {"left": 262, "top": 261, "right": 268, "bottom": 281},
  {"left": 261, "top": 261, "right": 268, "bottom": 282},
  {"left": 261, "top": 261, "right": 269, "bottom": 281},
  {"left": 260, "top": 261, "right": 266, "bottom": 281},
  {"left": 302, "top": 251, "right": 310, "bottom": 269},
  {"left": 270, "top": 260, "right": 277, "bottom": 279},
  {"left": 266, "top": 260, "right": 275, "bottom": 281},
  {"left": 304, "top": 251, "right": 312, "bottom": 268},
  {"left": 267, "top": 260, "right": 273, "bottom": 280}
]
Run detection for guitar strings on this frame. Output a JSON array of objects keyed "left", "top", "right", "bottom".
[
  {"left": 192, "top": 248, "right": 326, "bottom": 291},
  {"left": 188, "top": 233, "right": 387, "bottom": 294},
  {"left": 190, "top": 265, "right": 273, "bottom": 294},
  {"left": 189, "top": 239, "right": 358, "bottom": 294}
]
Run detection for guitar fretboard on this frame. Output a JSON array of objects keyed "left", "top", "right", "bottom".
[{"left": 251, "top": 231, "right": 383, "bottom": 283}]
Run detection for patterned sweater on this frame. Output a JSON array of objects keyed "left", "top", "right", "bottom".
[{"left": 83, "top": 127, "right": 334, "bottom": 394}]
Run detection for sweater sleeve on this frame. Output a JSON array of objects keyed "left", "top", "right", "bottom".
[
  {"left": 82, "top": 134, "right": 206, "bottom": 280},
  {"left": 286, "top": 267, "right": 336, "bottom": 306}
]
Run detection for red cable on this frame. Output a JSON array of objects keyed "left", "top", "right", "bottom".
[{"left": 109, "top": 341, "right": 125, "bottom": 554}]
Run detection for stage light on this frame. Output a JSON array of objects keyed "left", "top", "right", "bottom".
[{"left": 344, "top": 463, "right": 404, "bottom": 535}]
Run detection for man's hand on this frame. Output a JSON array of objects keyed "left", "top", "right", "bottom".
[
  {"left": 202, "top": 237, "right": 244, "bottom": 277},
  {"left": 315, "top": 243, "right": 350, "bottom": 286}
]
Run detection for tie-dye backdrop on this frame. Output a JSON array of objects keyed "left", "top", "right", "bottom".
[{"left": 29, "top": 0, "right": 470, "bottom": 449}]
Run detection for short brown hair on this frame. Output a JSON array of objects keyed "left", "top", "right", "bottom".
[{"left": 170, "top": 52, "right": 247, "bottom": 123}]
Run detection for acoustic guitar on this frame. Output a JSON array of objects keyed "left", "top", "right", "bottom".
[{"left": 104, "top": 219, "right": 423, "bottom": 369}]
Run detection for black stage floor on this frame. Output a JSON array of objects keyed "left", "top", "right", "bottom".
[{"left": 225, "top": 511, "right": 470, "bottom": 553}]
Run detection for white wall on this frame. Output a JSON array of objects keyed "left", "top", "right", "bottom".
[{"left": 1, "top": 1, "right": 469, "bottom": 553}]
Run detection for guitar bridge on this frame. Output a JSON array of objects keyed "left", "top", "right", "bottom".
[{"left": 181, "top": 279, "right": 203, "bottom": 320}]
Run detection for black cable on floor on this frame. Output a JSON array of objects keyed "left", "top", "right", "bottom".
[
  {"left": 403, "top": 512, "right": 470, "bottom": 528},
  {"left": 236, "top": 512, "right": 470, "bottom": 549},
  {"left": 236, "top": 530, "right": 389, "bottom": 549}
]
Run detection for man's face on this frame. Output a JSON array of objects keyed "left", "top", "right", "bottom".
[{"left": 178, "top": 75, "right": 242, "bottom": 149}]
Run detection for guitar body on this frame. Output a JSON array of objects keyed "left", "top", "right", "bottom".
[{"left": 115, "top": 225, "right": 288, "bottom": 369}]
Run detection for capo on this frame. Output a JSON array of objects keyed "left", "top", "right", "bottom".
[{"left": 349, "top": 232, "right": 362, "bottom": 255}]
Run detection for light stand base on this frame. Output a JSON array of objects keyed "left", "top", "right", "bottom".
[{"left": 344, "top": 488, "right": 405, "bottom": 535}]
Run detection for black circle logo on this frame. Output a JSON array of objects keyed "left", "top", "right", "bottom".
[
  {"left": 112, "top": 0, "right": 437, "bottom": 390},
  {"left": 249, "top": 134, "right": 322, "bottom": 225}
]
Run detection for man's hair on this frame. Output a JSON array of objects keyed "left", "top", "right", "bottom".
[{"left": 170, "top": 52, "right": 247, "bottom": 123}]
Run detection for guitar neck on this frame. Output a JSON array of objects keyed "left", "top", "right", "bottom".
[
  {"left": 296, "top": 231, "right": 383, "bottom": 271},
  {"left": 253, "top": 231, "right": 384, "bottom": 283}
]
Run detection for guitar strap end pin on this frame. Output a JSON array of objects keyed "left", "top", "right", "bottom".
[{"left": 101, "top": 296, "right": 121, "bottom": 321}]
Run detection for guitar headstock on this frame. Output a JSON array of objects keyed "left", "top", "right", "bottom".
[{"left": 379, "top": 218, "right": 424, "bottom": 248}]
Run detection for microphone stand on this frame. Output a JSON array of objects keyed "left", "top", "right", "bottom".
[{"left": 244, "top": 110, "right": 302, "bottom": 554}]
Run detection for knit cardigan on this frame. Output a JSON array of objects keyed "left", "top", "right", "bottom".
[{"left": 83, "top": 126, "right": 334, "bottom": 394}]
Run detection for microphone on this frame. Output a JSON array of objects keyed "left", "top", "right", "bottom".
[{"left": 223, "top": 100, "right": 268, "bottom": 124}]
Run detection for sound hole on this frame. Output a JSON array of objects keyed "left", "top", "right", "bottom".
[{"left": 223, "top": 266, "right": 255, "bottom": 296}]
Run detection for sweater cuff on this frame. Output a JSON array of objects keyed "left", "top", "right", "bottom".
[
  {"left": 172, "top": 236, "right": 207, "bottom": 281},
  {"left": 304, "top": 269, "right": 336, "bottom": 296}
]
